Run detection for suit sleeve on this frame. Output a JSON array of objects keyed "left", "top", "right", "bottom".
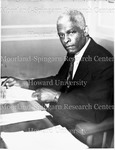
[
  {"left": 28, "top": 60, "right": 69, "bottom": 91},
  {"left": 48, "top": 60, "right": 113, "bottom": 128}
]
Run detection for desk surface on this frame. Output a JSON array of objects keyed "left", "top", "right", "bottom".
[
  {"left": 0, "top": 101, "right": 54, "bottom": 149},
  {"left": 0, "top": 83, "right": 88, "bottom": 149},
  {"left": 0, "top": 87, "right": 54, "bottom": 149}
]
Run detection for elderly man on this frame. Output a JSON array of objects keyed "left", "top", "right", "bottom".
[{"left": 2, "top": 10, "right": 113, "bottom": 129}]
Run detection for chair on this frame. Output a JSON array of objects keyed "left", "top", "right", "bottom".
[{"left": 74, "top": 117, "right": 114, "bottom": 148}]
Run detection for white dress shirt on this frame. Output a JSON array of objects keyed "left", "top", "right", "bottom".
[{"left": 72, "top": 38, "right": 91, "bottom": 79}]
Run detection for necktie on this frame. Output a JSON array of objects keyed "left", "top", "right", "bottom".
[{"left": 65, "top": 55, "right": 75, "bottom": 92}]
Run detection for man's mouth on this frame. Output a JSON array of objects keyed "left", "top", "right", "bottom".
[{"left": 66, "top": 45, "right": 75, "bottom": 49}]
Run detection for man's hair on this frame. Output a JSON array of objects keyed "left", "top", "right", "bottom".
[{"left": 57, "top": 10, "right": 86, "bottom": 30}]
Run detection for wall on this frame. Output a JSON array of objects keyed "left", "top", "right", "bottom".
[
  {"left": 1, "top": 0, "right": 114, "bottom": 79},
  {"left": 88, "top": 1, "right": 114, "bottom": 55}
]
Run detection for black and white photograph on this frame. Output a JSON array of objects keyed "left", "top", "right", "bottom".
[{"left": 0, "top": 0, "right": 114, "bottom": 149}]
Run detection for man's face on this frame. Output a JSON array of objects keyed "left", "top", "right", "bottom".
[{"left": 57, "top": 17, "right": 86, "bottom": 55}]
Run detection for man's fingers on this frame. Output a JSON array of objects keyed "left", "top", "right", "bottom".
[
  {"left": 32, "top": 91, "right": 41, "bottom": 99},
  {"left": 32, "top": 92, "right": 38, "bottom": 97},
  {"left": 2, "top": 78, "right": 15, "bottom": 87},
  {"left": 7, "top": 80, "right": 16, "bottom": 87}
]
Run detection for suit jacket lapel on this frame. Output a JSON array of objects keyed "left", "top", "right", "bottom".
[
  {"left": 73, "top": 57, "right": 89, "bottom": 81},
  {"left": 72, "top": 38, "right": 95, "bottom": 81}
]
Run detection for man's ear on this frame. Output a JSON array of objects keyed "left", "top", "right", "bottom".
[{"left": 84, "top": 26, "right": 89, "bottom": 36}]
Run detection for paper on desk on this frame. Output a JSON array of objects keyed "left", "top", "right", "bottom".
[
  {"left": 0, "top": 86, "right": 37, "bottom": 104},
  {"left": 1, "top": 125, "right": 88, "bottom": 150},
  {"left": 0, "top": 110, "right": 51, "bottom": 126}
]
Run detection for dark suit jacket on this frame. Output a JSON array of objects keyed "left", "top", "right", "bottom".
[{"left": 29, "top": 38, "right": 114, "bottom": 129}]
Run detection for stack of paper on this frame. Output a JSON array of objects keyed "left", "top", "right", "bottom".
[
  {"left": 1, "top": 125, "right": 88, "bottom": 150},
  {"left": 0, "top": 86, "right": 51, "bottom": 126},
  {"left": 0, "top": 110, "right": 51, "bottom": 126},
  {"left": 0, "top": 100, "right": 45, "bottom": 114},
  {"left": 0, "top": 86, "right": 37, "bottom": 104}
]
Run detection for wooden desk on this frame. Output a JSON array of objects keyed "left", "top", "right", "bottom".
[
  {"left": 0, "top": 101, "right": 54, "bottom": 148},
  {"left": 0, "top": 85, "right": 88, "bottom": 149}
]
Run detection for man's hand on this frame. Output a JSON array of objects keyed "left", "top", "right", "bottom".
[
  {"left": 1, "top": 77, "right": 29, "bottom": 89},
  {"left": 32, "top": 88, "right": 61, "bottom": 103}
]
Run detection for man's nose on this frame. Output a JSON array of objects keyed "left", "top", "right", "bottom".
[{"left": 64, "top": 35, "right": 70, "bottom": 44}]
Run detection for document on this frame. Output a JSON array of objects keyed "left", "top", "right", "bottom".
[
  {"left": 0, "top": 86, "right": 37, "bottom": 104},
  {"left": 1, "top": 125, "right": 88, "bottom": 150},
  {"left": 0, "top": 85, "right": 51, "bottom": 126},
  {"left": 0, "top": 110, "right": 51, "bottom": 126}
]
